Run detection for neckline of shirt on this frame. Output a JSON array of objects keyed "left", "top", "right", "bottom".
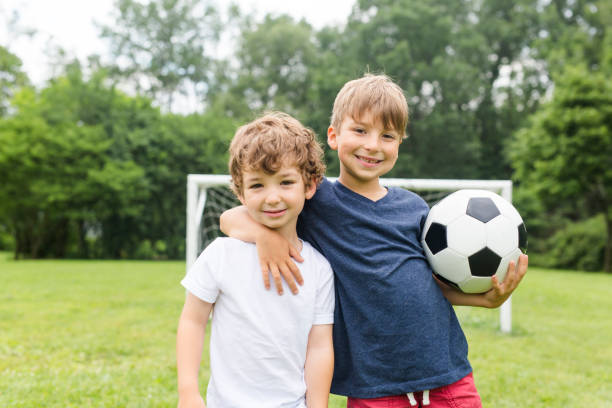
[{"left": 332, "top": 179, "right": 395, "bottom": 205}]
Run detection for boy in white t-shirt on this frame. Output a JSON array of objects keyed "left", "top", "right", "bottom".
[{"left": 176, "top": 112, "right": 335, "bottom": 408}]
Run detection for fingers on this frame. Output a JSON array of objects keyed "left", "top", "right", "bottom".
[
  {"left": 517, "top": 254, "right": 528, "bottom": 280},
  {"left": 485, "top": 256, "right": 528, "bottom": 308},
  {"left": 261, "top": 262, "right": 290, "bottom": 295},
  {"left": 287, "top": 259, "right": 304, "bottom": 286},
  {"left": 258, "top": 241, "right": 306, "bottom": 295},
  {"left": 507, "top": 254, "right": 527, "bottom": 291},
  {"left": 270, "top": 264, "right": 284, "bottom": 295},
  {"left": 260, "top": 261, "right": 271, "bottom": 290},
  {"left": 497, "top": 254, "right": 528, "bottom": 295},
  {"left": 490, "top": 274, "right": 502, "bottom": 294},
  {"left": 277, "top": 259, "right": 304, "bottom": 294},
  {"left": 505, "top": 254, "right": 528, "bottom": 289},
  {"left": 280, "top": 265, "right": 298, "bottom": 295},
  {"left": 503, "top": 260, "right": 518, "bottom": 292},
  {"left": 289, "top": 245, "right": 304, "bottom": 263},
  {"left": 259, "top": 259, "right": 304, "bottom": 295}
]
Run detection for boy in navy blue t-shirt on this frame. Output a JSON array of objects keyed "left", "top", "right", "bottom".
[{"left": 221, "top": 74, "right": 528, "bottom": 407}]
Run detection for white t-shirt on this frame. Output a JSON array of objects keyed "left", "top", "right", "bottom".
[{"left": 181, "top": 237, "right": 335, "bottom": 408}]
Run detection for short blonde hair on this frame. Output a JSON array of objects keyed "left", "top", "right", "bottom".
[
  {"left": 229, "top": 112, "right": 326, "bottom": 196},
  {"left": 331, "top": 74, "right": 409, "bottom": 137}
]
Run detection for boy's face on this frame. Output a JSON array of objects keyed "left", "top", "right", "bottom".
[
  {"left": 239, "top": 163, "right": 316, "bottom": 236},
  {"left": 327, "top": 110, "right": 401, "bottom": 191}
]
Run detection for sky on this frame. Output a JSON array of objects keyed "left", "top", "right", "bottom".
[{"left": 1, "top": 0, "right": 355, "bottom": 86}]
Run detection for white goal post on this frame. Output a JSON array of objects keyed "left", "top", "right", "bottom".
[{"left": 186, "top": 174, "right": 514, "bottom": 333}]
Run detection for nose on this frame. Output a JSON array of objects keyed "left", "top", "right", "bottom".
[
  {"left": 265, "top": 188, "right": 281, "bottom": 205},
  {"left": 363, "top": 132, "right": 381, "bottom": 151}
]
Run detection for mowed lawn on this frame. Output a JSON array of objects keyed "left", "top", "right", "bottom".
[{"left": 1, "top": 252, "right": 611, "bottom": 407}]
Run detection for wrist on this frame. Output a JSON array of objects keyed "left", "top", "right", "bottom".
[
  {"left": 480, "top": 293, "right": 502, "bottom": 309},
  {"left": 254, "top": 224, "right": 276, "bottom": 242},
  {"left": 178, "top": 381, "right": 199, "bottom": 397}
]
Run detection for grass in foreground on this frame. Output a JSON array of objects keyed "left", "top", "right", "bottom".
[{"left": 1, "top": 252, "right": 611, "bottom": 407}]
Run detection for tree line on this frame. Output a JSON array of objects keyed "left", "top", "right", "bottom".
[{"left": 0, "top": 0, "right": 610, "bottom": 271}]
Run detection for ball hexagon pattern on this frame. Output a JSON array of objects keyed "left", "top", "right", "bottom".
[
  {"left": 421, "top": 189, "right": 527, "bottom": 293},
  {"left": 466, "top": 197, "right": 500, "bottom": 223},
  {"left": 424, "top": 222, "right": 447, "bottom": 255}
]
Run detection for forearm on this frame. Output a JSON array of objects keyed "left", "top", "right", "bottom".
[
  {"left": 434, "top": 276, "right": 494, "bottom": 308},
  {"left": 176, "top": 295, "right": 212, "bottom": 400},
  {"left": 176, "top": 317, "right": 206, "bottom": 396},
  {"left": 220, "top": 205, "right": 269, "bottom": 243},
  {"left": 305, "top": 325, "right": 334, "bottom": 408}
]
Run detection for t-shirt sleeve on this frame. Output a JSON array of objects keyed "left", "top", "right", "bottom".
[
  {"left": 420, "top": 196, "right": 430, "bottom": 231},
  {"left": 180, "top": 238, "right": 224, "bottom": 303},
  {"left": 313, "top": 259, "right": 335, "bottom": 325}
]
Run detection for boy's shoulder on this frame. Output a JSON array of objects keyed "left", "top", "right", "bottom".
[
  {"left": 307, "top": 178, "right": 429, "bottom": 217},
  {"left": 301, "top": 240, "right": 332, "bottom": 270},
  {"left": 318, "top": 178, "right": 428, "bottom": 206},
  {"left": 389, "top": 186, "right": 429, "bottom": 209}
]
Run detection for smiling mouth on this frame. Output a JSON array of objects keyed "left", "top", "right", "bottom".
[
  {"left": 356, "top": 155, "right": 383, "bottom": 165},
  {"left": 263, "top": 209, "right": 287, "bottom": 218}
]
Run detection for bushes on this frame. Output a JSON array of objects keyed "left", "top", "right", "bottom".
[
  {"left": 0, "top": 67, "right": 237, "bottom": 260},
  {"left": 534, "top": 215, "right": 605, "bottom": 272},
  {"left": 134, "top": 239, "right": 169, "bottom": 260},
  {"left": 0, "top": 224, "right": 14, "bottom": 251},
  {"left": 513, "top": 185, "right": 606, "bottom": 272}
]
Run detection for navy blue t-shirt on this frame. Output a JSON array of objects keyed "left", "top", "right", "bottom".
[{"left": 297, "top": 179, "right": 472, "bottom": 398}]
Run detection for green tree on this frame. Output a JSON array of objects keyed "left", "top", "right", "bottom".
[
  {"left": 0, "top": 57, "right": 238, "bottom": 259},
  {"left": 214, "top": 14, "right": 320, "bottom": 120},
  {"left": 0, "top": 46, "right": 28, "bottom": 116},
  {"left": 214, "top": 15, "right": 358, "bottom": 175},
  {"left": 100, "top": 0, "right": 221, "bottom": 110},
  {"left": 335, "top": 0, "right": 546, "bottom": 179},
  {"left": 124, "top": 108, "right": 236, "bottom": 259},
  {"left": 533, "top": 0, "right": 608, "bottom": 74},
  {"left": 0, "top": 60, "right": 155, "bottom": 259},
  {"left": 511, "top": 66, "right": 612, "bottom": 272}
]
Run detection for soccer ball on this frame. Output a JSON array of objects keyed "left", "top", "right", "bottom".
[{"left": 421, "top": 189, "right": 527, "bottom": 293}]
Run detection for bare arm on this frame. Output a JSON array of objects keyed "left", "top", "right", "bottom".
[
  {"left": 176, "top": 293, "right": 213, "bottom": 408},
  {"left": 220, "top": 206, "right": 304, "bottom": 294},
  {"left": 437, "top": 254, "right": 528, "bottom": 308},
  {"left": 304, "top": 324, "right": 334, "bottom": 408}
]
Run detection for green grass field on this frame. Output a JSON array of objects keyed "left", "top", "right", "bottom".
[{"left": 1, "top": 252, "right": 611, "bottom": 407}]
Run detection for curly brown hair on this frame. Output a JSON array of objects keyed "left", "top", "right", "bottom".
[{"left": 229, "top": 112, "right": 326, "bottom": 197}]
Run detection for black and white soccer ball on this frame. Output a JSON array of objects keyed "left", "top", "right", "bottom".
[{"left": 421, "top": 189, "right": 527, "bottom": 293}]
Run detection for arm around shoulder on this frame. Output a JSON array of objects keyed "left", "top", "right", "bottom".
[
  {"left": 220, "top": 205, "right": 263, "bottom": 243},
  {"left": 220, "top": 205, "right": 305, "bottom": 295}
]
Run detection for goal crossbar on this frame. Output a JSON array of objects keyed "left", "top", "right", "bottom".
[{"left": 186, "top": 174, "right": 513, "bottom": 333}]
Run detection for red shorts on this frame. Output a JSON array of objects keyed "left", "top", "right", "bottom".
[{"left": 346, "top": 373, "right": 482, "bottom": 408}]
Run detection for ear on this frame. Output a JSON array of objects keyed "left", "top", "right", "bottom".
[
  {"left": 305, "top": 178, "right": 317, "bottom": 200},
  {"left": 327, "top": 126, "right": 338, "bottom": 151},
  {"left": 237, "top": 193, "right": 246, "bottom": 206}
]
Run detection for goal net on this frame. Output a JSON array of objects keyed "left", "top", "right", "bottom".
[{"left": 186, "top": 174, "right": 514, "bottom": 332}]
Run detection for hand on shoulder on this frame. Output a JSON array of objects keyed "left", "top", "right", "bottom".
[{"left": 256, "top": 228, "right": 304, "bottom": 295}]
